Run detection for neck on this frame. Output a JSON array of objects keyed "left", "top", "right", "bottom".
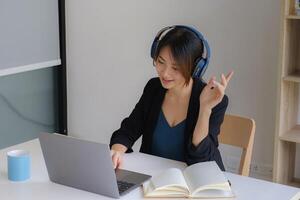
[{"left": 167, "top": 78, "right": 193, "bottom": 99}]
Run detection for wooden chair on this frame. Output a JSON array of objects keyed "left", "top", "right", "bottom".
[{"left": 219, "top": 114, "right": 256, "bottom": 176}]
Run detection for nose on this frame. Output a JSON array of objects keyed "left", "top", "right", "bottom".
[{"left": 160, "top": 65, "right": 172, "bottom": 78}]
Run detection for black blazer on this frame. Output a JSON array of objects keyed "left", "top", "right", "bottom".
[{"left": 110, "top": 77, "right": 228, "bottom": 170}]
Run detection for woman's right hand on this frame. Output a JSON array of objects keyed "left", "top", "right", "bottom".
[
  {"left": 111, "top": 149, "right": 124, "bottom": 169},
  {"left": 110, "top": 144, "right": 127, "bottom": 169}
]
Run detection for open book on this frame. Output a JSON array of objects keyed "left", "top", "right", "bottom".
[{"left": 143, "top": 161, "right": 234, "bottom": 198}]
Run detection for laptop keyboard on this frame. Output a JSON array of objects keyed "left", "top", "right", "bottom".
[{"left": 117, "top": 180, "right": 135, "bottom": 194}]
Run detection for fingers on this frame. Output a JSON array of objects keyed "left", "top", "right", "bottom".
[
  {"left": 212, "top": 80, "right": 224, "bottom": 93},
  {"left": 112, "top": 154, "right": 118, "bottom": 169},
  {"left": 221, "top": 73, "right": 227, "bottom": 87},
  {"left": 207, "top": 76, "right": 216, "bottom": 89},
  {"left": 117, "top": 156, "right": 123, "bottom": 169},
  {"left": 112, "top": 151, "right": 123, "bottom": 169},
  {"left": 207, "top": 76, "right": 214, "bottom": 84},
  {"left": 209, "top": 76, "right": 224, "bottom": 93},
  {"left": 225, "top": 71, "right": 234, "bottom": 82},
  {"left": 210, "top": 71, "right": 234, "bottom": 88}
]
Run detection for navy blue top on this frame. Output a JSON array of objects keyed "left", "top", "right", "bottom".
[{"left": 151, "top": 110, "right": 186, "bottom": 162}]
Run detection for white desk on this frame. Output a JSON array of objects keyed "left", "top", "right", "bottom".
[{"left": 0, "top": 139, "right": 299, "bottom": 200}]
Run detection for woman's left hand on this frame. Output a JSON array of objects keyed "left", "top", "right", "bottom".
[{"left": 200, "top": 71, "right": 234, "bottom": 110}]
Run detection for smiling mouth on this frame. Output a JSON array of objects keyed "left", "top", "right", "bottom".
[{"left": 162, "top": 78, "right": 174, "bottom": 83}]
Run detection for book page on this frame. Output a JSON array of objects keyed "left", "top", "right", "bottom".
[
  {"left": 143, "top": 181, "right": 189, "bottom": 198},
  {"left": 191, "top": 189, "right": 234, "bottom": 198},
  {"left": 183, "top": 161, "right": 231, "bottom": 195},
  {"left": 151, "top": 168, "right": 188, "bottom": 190},
  {"left": 143, "top": 168, "right": 189, "bottom": 197}
]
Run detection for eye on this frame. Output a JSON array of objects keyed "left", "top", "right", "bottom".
[
  {"left": 172, "top": 66, "right": 178, "bottom": 71},
  {"left": 158, "top": 59, "right": 164, "bottom": 64}
]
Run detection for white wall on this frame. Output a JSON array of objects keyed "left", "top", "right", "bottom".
[{"left": 66, "top": 0, "right": 293, "bottom": 179}]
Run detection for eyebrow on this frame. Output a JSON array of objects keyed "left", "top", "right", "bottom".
[
  {"left": 158, "top": 56, "right": 166, "bottom": 61},
  {"left": 158, "top": 56, "right": 177, "bottom": 66}
]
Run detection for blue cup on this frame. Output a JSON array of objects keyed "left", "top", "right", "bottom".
[{"left": 7, "top": 150, "right": 30, "bottom": 181}]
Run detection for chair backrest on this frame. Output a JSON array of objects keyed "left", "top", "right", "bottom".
[{"left": 219, "top": 114, "right": 256, "bottom": 176}]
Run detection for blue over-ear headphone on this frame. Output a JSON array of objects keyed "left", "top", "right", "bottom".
[{"left": 150, "top": 25, "right": 211, "bottom": 79}]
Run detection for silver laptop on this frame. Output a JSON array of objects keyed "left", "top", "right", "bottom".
[{"left": 39, "top": 133, "right": 151, "bottom": 198}]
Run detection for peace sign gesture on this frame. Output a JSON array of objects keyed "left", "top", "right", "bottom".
[{"left": 200, "top": 71, "right": 234, "bottom": 110}]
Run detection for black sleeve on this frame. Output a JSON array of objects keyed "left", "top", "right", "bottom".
[
  {"left": 185, "top": 95, "right": 228, "bottom": 166},
  {"left": 109, "top": 79, "right": 154, "bottom": 153}
]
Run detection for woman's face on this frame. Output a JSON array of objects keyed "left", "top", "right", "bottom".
[{"left": 154, "top": 46, "right": 186, "bottom": 90}]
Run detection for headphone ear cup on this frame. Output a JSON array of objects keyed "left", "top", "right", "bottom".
[
  {"left": 151, "top": 40, "right": 159, "bottom": 59},
  {"left": 193, "top": 58, "right": 206, "bottom": 78},
  {"left": 199, "top": 59, "right": 208, "bottom": 78}
]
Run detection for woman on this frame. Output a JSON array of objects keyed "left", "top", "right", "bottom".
[{"left": 110, "top": 25, "right": 233, "bottom": 171}]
